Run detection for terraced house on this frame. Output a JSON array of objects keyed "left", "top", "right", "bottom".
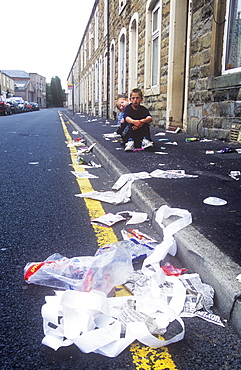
[{"left": 68, "top": 0, "right": 241, "bottom": 141}]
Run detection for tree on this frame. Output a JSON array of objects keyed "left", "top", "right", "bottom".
[{"left": 46, "top": 76, "right": 66, "bottom": 107}]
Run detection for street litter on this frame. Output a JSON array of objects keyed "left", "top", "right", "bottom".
[
  {"left": 117, "top": 211, "right": 148, "bottom": 225},
  {"left": 217, "top": 147, "right": 237, "bottom": 153},
  {"left": 185, "top": 137, "right": 199, "bottom": 142},
  {"left": 236, "top": 274, "right": 241, "bottom": 283},
  {"left": 150, "top": 169, "right": 198, "bottom": 179},
  {"left": 121, "top": 229, "right": 157, "bottom": 243},
  {"left": 71, "top": 171, "right": 99, "bottom": 179},
  {"left": 161, "top": 262, "right": 187, "bottom": 276},
  {"left": 24, "top": 244, "right": 133, "bottom": 293},
  {"left": 229, "top": 171, "right": 240, "bottom": 180},
  {"left": 112, "top": 172, "right": 151, "bottom": 191},
  {"left": 103, "top": 132, "right": 121, "bottom": 139},
  {"left": 203, "top": 197, "right": 227, "bottom": 206},
  {"left": 90, "top": 213, "right": 126, "bottom": 227},
  {"left": 28, "top": 162, "right": 39, "bottom": 165},
  {"left": 66, "top": 139, "right": 87, "bottom": 147},
  {"left": 206, "top": 150, "right": 214, "bottom": 154},
  {"left": 72, "top": 131, "right": 79, "bottom": 135},
  {"left": 24, "top": 204, "right": 225, "bottom": 357},
  {"left": 75, "top": 143, "right": 96, "bottom": 154},
  {"left": 75, "top": 156, "right": 89, "bottom": 165},
  {"left": 76, "top": 170, "right": 198, "bottom": 204},
  {"left": 75, "top": 180, "right": 133, "bottom": 204},
  {"left": 166, "top": 127, "right": 181, "bottom": 133},
  {"left": 155, "top": 132, "right": 166, "bottom": 136},
  {"left": 71, "top": 161, "right": 101, "bottom": 169}
]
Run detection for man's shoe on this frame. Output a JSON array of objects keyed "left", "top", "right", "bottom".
[
  {"left": 124, "top": 140, "right": 135, "bottom": 151},
  {"left": 142, "top": 138, "right": 154, "bottom": 149}
]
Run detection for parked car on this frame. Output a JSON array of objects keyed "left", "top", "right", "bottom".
[
  {"left": 6, "top": 98, "right": 20, "bottom": 114},
  {"left": 10, "top": 97, "right": 25, "bottom": 113},
  {"left": 24, "top": 101, "right": 32, "bottom": 112},
  {"left": 29, "top": 102, "right": 39, "bottom": 111},
  {"left": 0, "top": 95, "right": 12, "bottom": 115}
]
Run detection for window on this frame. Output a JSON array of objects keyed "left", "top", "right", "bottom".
[
  {"left": 129, "top": 13, "right": 138, "bottom": 93},
  {"left": 104, "top": 49, "right": 108, "bottom": 101},
  {"left": 144, "top": 0, "right": 161, "bottom": 94},
  {"left": 118, "top": 28, "right": 126, "bottom": 95},
  {"left": 95, "top": 61, "right": 99, "bottom": 102},
  {"left": 104, "top": 0, "right": 108, "bottom": 36},
  {"left": 223, "top": 0, "right": 241, "bottom": 73},
  {"left": 151, "top": 1, "right": 160, "bottom": 86},
  {"left": 95, "top": 8, "right": 99, "bottom": 50}
]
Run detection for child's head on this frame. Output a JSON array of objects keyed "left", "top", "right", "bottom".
[
  {"left": 130, "top": 88, "right": 143, "bottom": 109},
  {"left": 116, "top": 98, "right": 129, "bottom": 112}
]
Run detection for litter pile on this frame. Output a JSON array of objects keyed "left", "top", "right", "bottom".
[
  {"left": 23, "top": 127, "right": 227, "bottom": 357},
  {"left": 24, "top": 203, "right": 225, "bottom": 358}
]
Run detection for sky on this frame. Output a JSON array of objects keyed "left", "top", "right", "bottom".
[{"left": 1, "top": 0, "right": 95, "bottom": 89}]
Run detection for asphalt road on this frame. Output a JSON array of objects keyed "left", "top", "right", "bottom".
[{"left": 0, "top": 108, "right": 240, "bottom": 370}]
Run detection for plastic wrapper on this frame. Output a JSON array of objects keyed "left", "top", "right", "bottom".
[
  {"left": 161, "top": 262, "right": 187, "bottom": 276},
  {"left": 24, "top": 244, "right": 133, "bottom": 295}
]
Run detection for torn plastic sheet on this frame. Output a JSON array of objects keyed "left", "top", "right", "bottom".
[
  {"left": 24, "top": 244, "right": 133, "bottom": 294},
  {"left": 90, "top": 213, "right": 126, "bottom": 227},
  {"left": 104, "top": 239, "right": 155, "bottom": 263},
  {"left": 75, "top": 180, "right": 133, "bottom": 204},
  {"left": 71, "top": 171, "right": 99, "bottom": 179}
]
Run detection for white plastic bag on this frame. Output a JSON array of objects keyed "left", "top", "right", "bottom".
[{"left": 24, "top": 244, "right": 133, "bottom": 295}]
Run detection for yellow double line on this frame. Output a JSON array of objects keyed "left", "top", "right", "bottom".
[{"left": 60, "top": 114, "right": 178, "bottom": 370}]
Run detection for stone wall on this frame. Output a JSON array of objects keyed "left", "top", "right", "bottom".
[{"left": 188, "top": 0, "right": 241, "bottom": 139}]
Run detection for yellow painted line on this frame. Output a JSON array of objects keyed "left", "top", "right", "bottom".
[
  {"left": 60, "top": 114, "right": 117, "bottom": 247},
  {"left": 59, "top": 113, "right": 178, "bottom": 370}
]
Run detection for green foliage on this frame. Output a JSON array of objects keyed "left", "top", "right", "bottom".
[{"left": 46, "top": 76, "right": 66, "bottom": 107}]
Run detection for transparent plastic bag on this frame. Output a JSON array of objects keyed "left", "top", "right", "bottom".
[{"left": 24, "top": 244, "right": 133, "bottom": 294}]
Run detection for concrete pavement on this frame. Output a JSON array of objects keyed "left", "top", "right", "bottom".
[{"left": 62, "top": 110, "right": 241, "bottom": 337}]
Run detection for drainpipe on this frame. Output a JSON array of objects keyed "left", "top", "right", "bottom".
[
  {"left": 72, "top": 69, "right": 75, "bottom": 117},
  {"left": 106, "top": 0, "right": 110, "bottom": 119}
]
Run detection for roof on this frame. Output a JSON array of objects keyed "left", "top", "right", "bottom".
[
  {"left": 1, "top": 70, "right": 30, "bottom": 79},
  {"left": 14, "top": 80, "right": 30, "bottom": 90}
]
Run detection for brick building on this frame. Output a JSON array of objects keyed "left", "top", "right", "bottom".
[{"left": 67, "top": 0, "right": 241, "bottom": 141}]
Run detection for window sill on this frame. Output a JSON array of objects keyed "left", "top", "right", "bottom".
[{"left": 208, "top": 72, "right": 241, "bottom": 90}]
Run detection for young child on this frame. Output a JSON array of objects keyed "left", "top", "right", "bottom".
[
  {"left": 115, "top": 98, "right": 129, "bottom": 141},
  {"left": 122, "top": 88, "right": 153, "bottom": 151}
]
